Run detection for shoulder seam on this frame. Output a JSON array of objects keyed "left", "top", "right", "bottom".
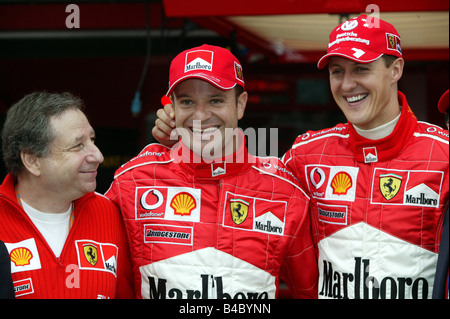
[
  {"left": 251, "top": 166, "right": 310, "bottom": 200},
  {"left": 413, "top": 132, "right": 449, "bottom": 145},
  {"left": 292, "top": 133, "right": 349, "bottom": 149},
  {"left": 114, "top": 159, "right": 174, "bottom": 179}
]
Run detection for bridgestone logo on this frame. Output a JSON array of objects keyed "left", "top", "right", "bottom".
[
  {"left": 319, "top": 208, "right": 345, "bottom": 219},
  {"left": 146, "top": 229, "right": 190, "bottom": 239}
]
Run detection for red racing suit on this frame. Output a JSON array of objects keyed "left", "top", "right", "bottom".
[
  {"left": 283, "top": 91, "right": 449, "bottom": 299},
  {"left": 105, "top": 137, "right": 318, "bottom": 299},
  {"left": 0, "top": 174, "right": 134, "bottom": 299}
]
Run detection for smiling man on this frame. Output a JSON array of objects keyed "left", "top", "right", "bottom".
[
  {"left": 169, "top": 80, "right": 246, "bottom": 161},
  {"left": 165, "top": 45, "right": 247, "bottom": 162},
  {"left": 105, "top": 45, "right": 318, "bottom": 299},
  {"left": 0, "top": 92, "right": 134, "bottom": 298},
  {"left": 282, "top": 15, "right": 449, "bottom": 299}
]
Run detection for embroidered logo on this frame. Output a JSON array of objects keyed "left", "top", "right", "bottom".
[
  {"left": 170, "top": 192, "right": 197, "bottom": 216},
  {"left": 230, "top": 198, "right": 249, "bottom": 225},
  {"left": 185, "top": 50, "right": 213, "bottom": 73},
  {"left": 83, "top": 244, "right": 98, "bottom": 266},
  {"left": 331, "top": 172, "right": 353, "bottom": 195},
  {"left": 363, "top": 147, "right": 378, "bottom": 163},
  {"left": 379, "top": 173, "right": 402, "bottom": 200},
  {"left": 10, "top": 247, "right": 33, "bottom": 267}
]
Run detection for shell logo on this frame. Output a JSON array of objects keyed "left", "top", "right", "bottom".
[
  {"left": 170, "top": 192, "right": 197, "bottom": 216},
  {"left": 10, "top": 247, "right": 33, "bottom": 267},
  {"left": 331, "top": 171, "right": 353, "bottom": 195}
]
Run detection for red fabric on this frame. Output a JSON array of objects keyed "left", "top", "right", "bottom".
[
  {"left": 0, "top": 174, "right": 134, "bottom": 299},
  {"left": 106, "top": 138, "right": 318, "bottom": 299}
]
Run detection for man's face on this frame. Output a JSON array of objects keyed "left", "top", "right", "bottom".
[
  {"left": 328, "top": 56, "right": 403, "bottom": 130},
  {"left": 37, "top": 108, "right": 104, "bottom": 202},
  {"left": 172, "top": 79, "right": 247, "bottom": 158}
]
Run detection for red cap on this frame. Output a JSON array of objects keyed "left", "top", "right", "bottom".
[
  {"left": 166, "top": 44, "right": 245, "bottom": 96},
  {"left": 438, "top": 89, "right": 449, "bottom": 114},
  {"left": 318, "top": 15, "right": 402, "bottom": 69}
]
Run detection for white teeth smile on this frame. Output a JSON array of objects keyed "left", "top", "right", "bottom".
[
  {"left": 192, "top": 126, "right": 219, "bottom": 134},
  {"left": 346, "top": 94, "right": 368, "bottom": 103}
]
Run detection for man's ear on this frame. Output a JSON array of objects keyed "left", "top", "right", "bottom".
[
  {"left": 20, "top": 151, "right": 41, "bottom": 177},
  {"left": 237, "top": 91, "right": 248, "bottom": 121},
  {"left": 391, "top": 58, "right": 404, "bottom": 83}
]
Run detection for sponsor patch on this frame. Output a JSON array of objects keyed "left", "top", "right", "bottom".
[
  {"left": 234, "top": 61, "right": 244, "bottom": 82},
  {"left": 144, "top": 224, "right": 193, "bottom": 245},
  {"left": 230, "top": 198, "right": 249, "bottom": 225},
  {"left": 317, "top": 203, "right": 348, "bottom": 225},
  {"left": 5, "top": 238, "right": 41, "bottom": 274},
  {"left": 386, "top": 33, "right": 402, "bottom": 55},
  {"left": 306, "top": 165, "right": 359, "bottom": 202},
  {"left": 13, "top": 278, "right": 34, "bottom": 297},
  {"left": 363, "top": 147, "right": 378, "bottom": 163},
  {"left": 136, "top": 186, "right": 201, "bottom": 222},
  {"left": 75, "top": 240, "right": 118, "bottom": 277},
  {"left": 211, "top": 162, "right": 226, "bottom": 177},
  {"left": 185, "top": 49, "right": 213, "bottom": 73},
  {"left": 371, "top": 168, "right": 443, "bottom": 207},
  {"left": 223, "top": 192, "right": 286, "bottom": 236},
  {"left": 379, "top": 173, "right": 402, "bottom": 200},
  {"left": 405, "top": 183, "right": 439, "bottom": 207},
  {"left": 170, "top": 192, "right": 197, "bottom": 216}
]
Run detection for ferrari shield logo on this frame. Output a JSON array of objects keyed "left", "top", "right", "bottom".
[
  {"left": 230, "top": 199, "right": 249, "bottom": 225},
  {"left": 380, "top": 173, "right": 402, "bottom": 200},
  {"left": 83, "top": 244, "right": 98, "bottom": 266},
  {"left": 388, "top": 34, "right": 396, "bottom": 49}
]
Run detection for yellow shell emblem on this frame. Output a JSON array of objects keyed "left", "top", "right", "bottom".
[
  {"left": 10, "top": 247, "right": 33, "bottom": 267},
  {"left": 331, "top": 172, "right": 352, "bottom": 195},
  {"left": 171, "top": 192, "right": 197, "bottom": 216}
]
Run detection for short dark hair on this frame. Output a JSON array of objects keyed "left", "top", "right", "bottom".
[
  {"left": 381, "top": 55, "right": 399, "bottom": 68},
  {"left": 2, "top": 91, "right": 85, "bottom": 176}
]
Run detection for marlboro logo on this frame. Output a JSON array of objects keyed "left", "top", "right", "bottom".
[{"left": 185, "top": 50, "right": 213, "bottom": 73}]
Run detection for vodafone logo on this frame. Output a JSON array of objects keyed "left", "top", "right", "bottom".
[
  {"left": 341, "top": 19, "right": 358, "bottom": 31},
  {"left": 140, "top": 189, "right": 164, "bottom": 210},
  {"left": 310, "top": 167, "right": 325, "bottom": 189}
]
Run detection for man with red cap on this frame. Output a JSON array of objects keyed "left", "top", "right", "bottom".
[
  {"left": 283, "top": 15, "right": 449, "bottom": 299},
  {"left": 153, "top": 15, "right": 449, "bottom": 299},
  {"left": 105, "top": 44, "right": 318, "bottom": 299}
]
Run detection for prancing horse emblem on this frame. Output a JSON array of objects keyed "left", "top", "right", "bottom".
[
  {"left": 83, "top": 244, "right": 98, "bottom": 266},
  {"left": 230, "top": 199, "right": 249, "bottom": 225},
  {"left": 380, "top": 173, "right": 402, "bottom": 201}
]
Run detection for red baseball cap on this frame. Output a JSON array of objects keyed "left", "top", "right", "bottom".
[
  {"left": 166, "top": 44, "right": 245, "bottom": 96},
  {"left": 318, "top": 14, "right": 402, "bottom": 69},
  {"left": 438, "top": 89, "right": 449, "bottom": 114}
]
